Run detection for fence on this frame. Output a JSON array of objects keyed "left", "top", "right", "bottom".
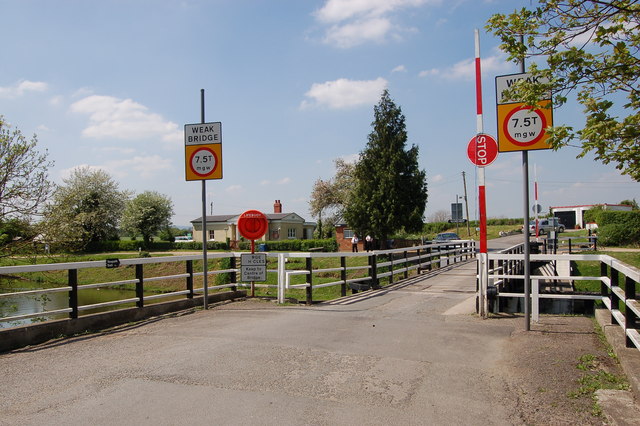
[
  {"left": 0, "top": 241, "right": 476, "bottom": 331},
  {"left": 484, "top": 244, "right": 640, "bottom": 351}
]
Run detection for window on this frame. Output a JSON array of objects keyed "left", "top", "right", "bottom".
[
  {"left": 208, "top": 230, "right": 215, "bottom": 240},
  {"left": 344, "top": 229, "right": 354, "bottom": 239},
  {"left": 287, "top": 228, "right": 296, "bottom": 238}
]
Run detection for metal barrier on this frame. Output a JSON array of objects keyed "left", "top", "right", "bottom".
[{"left": 1, "top": 241, "right": 476, "bottom": 328}]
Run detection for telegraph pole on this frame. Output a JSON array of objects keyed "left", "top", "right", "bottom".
[{"left": 462, "top": 171, "right": 471, "bottom": 236}]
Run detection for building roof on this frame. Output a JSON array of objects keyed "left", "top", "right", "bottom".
[
  {"left": 551, "top": 203, "right": 632, "bottom": 210},
  {"left": 190, "top": 212, "right": 314, "bottom": 224},
  {"left": 190, "top": 214, "right": 237, "bottom": 224}
]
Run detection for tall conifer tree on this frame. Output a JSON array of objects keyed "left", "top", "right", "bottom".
[{"left": 344, "top": 90, "right": 427, "bottom": 247}]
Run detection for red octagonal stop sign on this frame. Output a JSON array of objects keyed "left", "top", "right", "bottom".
[
  {"left": 237, "top": 210, "right": 269, "bottom": 241},
  {"left": 467, "top": 133, "right": 499, "bottom": 167}
]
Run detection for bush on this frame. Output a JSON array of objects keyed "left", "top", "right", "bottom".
[
  {"left": 599, "top": 224, "right": 640, "bottom": 247},
  {"left": 238, "top": 239, "right": 338, "bottom": 252},
  {"left": 584, "top": 210, "right": 640, "bottom": 246}
]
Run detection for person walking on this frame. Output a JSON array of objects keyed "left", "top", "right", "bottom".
[
  {"left": 365, "top": 235, "right": 372, "bottom": 251},
  {"left": 351, "top": 234, "right": 359, "bottom": 252}
]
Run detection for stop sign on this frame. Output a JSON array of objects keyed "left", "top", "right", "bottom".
[
  {"left": 467, "top": 134, "right": 499, "bottom": 167},
  {"left": 237, "top": 210, "right": 269, "bottom": 241}
]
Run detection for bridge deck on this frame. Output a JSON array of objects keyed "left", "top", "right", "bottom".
[{"left": 0, "top": 258, "right": 523, "bottom": 425}]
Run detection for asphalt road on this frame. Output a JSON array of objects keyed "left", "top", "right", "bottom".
[{"left": 0, "top": 237, "right": 531, "bottom": 425}]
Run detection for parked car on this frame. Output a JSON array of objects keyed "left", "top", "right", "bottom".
[
  {"left": 434, "top": 232, "right": 461, "bottom": 241},
  {"left": 174, "top": 236, "right": 193, "bottom": 243},
  {"left": 527, "top": 218, "right": 565, "bottom": 235}
]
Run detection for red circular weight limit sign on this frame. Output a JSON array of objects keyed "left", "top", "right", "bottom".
[
  {"left": 467, "top": 133, "right": 498, "bottom": 167},
  {"left": 189, "top": 146, "right": 218, "bottom": 177},
  {"left": 503, "top": 105, "right": 547, "bottom": 146},
  {"left": 237, "top": 210, "right": 269, "bottom": 241}
]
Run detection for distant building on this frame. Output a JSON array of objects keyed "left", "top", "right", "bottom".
[
  {"left": 190, "top": 200, "right": 316, "bottom": 245},
  {"left": 550, "top": 203, "right": 632, "bottom": 229},
  {"left": 335, "top": 224, "right": 363, "bottom": 252}
]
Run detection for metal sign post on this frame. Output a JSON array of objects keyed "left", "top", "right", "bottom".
[{"left": 184, "top": 89, "right": 223, "bottom": 310}]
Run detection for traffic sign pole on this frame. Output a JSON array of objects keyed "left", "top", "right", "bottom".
[
  {"left": 200, "top": 89, "right": 209, "bottom": 310},
  {"left": 475, "top": 29, "right": 489, "bottom": 319}
]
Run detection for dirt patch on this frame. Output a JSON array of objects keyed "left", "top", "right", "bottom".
[{"left": 492, "top": 314, "right": 629, "bottom": 425}]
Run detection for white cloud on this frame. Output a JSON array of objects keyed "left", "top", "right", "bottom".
[
  {"left": 277, "top": 177, "right": 291, "bottom": 185},
  {"left": 419, "top": 51, "right": 511, "bottom": 81},
  {"left": 431, "top": 174, "right": 444, "bottom": 183},
  {"left": 301, "top": 77, "right": 387, "bottom": 109},
  {"left": 70, "top": 95, "right": 182, "bottom": 144},
  {"left": 104, "top": 155, "right": 173, "bottom": 179},
  {"left": 315, "top": 0, "right": 430, "bottom": 23},
  {"left": 0, "top": 80, "right": 48, "bottom": 98},
  {"left": 314, "top": 0, "right": 439, "bottom": 48},
  {"left": 391, "top": 65, "right": 407, "bottom": 73},
  {"left": 323, "top": 18, "right": 392, "bottom": 48}
]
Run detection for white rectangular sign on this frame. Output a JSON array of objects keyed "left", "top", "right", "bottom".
[
  {"left": 241, "top": 253, "right": 267, "bottom": 282},
  {"left": 184, "top": 122, "right": 222, "bottom": 145},
  {"left": 241, "top": 265, "right": 267, "bottom": 282},
  {"left": 241, "top": 253, "right": 267, "bottom": 265},
  {"left": 495, "top": 73, "right": 551, "bottom": 105}
]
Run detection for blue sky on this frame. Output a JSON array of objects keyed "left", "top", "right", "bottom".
[{"left": 1, "top": 0, "right": 637, "bottom": 227}]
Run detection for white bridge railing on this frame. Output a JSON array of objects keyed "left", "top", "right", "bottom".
[{"left": 481, "top": 246, "right": 640, "bottom": 351}]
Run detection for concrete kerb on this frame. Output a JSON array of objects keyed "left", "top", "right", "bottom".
[{"left": 595, "top": 309, "right": 640, "bottom": 398}]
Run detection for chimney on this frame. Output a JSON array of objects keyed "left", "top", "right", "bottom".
[{"left": 274, "top": 199, "right": 282, "bottom": 213}]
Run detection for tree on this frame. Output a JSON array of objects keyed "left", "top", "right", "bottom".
[
  {"left": 343, "top": 90, "right": 428, "bottom": 247},
  {"left": 0, "top": 116, "right": 53, "bottom": 221},
  {"left": 620, "top": 198, "right": 639, "bottom": 209},
  {"left": 429, "top": 210, "right": 450, "bottom": 223},
  {"left": 309, "top": 158, "right": 355, "bottom": 237},
  {"left": 121, "top": 191, "right": 174, "bottom": 245},
  {"left": 487, "top": 1, "right": 640, "bottom": 180},
  {"left": 43, "top": 167, "right": 129, "bottom": 247}
]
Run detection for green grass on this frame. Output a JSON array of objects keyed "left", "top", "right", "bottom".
[{"left": 572, "top": 251, "right": 640, "bottom": 293}]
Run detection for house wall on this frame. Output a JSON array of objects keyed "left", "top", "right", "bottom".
[{"left": 335, "top": 225, "right": 363, "bottom": 252}]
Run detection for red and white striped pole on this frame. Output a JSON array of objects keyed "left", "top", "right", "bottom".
[
  {"left": 475, "top": 29, "right": 489, "bottom": 318},
  {"left": 475, "top": 29, "right": 488, "bottom": 255}
]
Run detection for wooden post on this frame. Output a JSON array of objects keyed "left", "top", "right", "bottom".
[
  {"left": 136, "top": 264, "right": 144, "bottom": 308},
  {"left": 625, "top": 275, "right": 636, "bottom": 348},
  {"left": 403, "top": 250, "right": 409, "bottom": 280},
  {"left": 230, "top": 256, "right": 237, "bottom": 292},
  {"left": 340, "top": 256, "right": 347, "bottom": 297},
  {"left": 68, "top": 269, "right": 78, "bottom": 319},
  {"left": 370, "top": 254, "right": 378, "bottom": 289},
  {"left": 600, "top": 262, "right": 608, "bottom": 300},
  {"left": 611, "top": 268, "right": 619, "bottom": 324},
  {"left": 186, "top": 260, "right": 194, "bottom": 299},
  {"left": 305, "top": 257, "right": 313, "bottom": 305}
]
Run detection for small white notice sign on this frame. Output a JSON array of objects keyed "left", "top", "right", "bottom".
[{"left": 241, "top": 253, "right": 267, "bottom": 282}]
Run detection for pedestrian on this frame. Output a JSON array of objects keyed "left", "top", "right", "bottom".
[
  {"left": 365, "top": 234, "right": 372, "bottom": 251},
  {"left": 351, "top": 233, "right": 359, "bottom": 252}
]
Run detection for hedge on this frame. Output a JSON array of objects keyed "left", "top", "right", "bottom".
[
  {"left": 584, "top": 210, "right": 640, "bottom": 246},
  {"left": 238, "top": 238, "right": 338, "bottom": 252}
]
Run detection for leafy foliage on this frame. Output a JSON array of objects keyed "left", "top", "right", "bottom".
[
  {"left": 0, "top": 116, "right": 53, "bottom": 220},
  {"left": 121, "top": 191, "right": 174, "bottom": 245},
  {"left": 42, "top": 167, "right": 130, "bottom": 248},
  {"left": 487, "top": 1, "right": 640, "bottom": 180},
  {"left": 309, "top": 158, "right": 355, "bottom": 236},
  {"left": 344, "top": 90, "right": 428, "bottom": 246}
]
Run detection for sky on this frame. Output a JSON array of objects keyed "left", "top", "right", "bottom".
[{"left": 1, "top": 0, "right": 638, "bottom": 227}]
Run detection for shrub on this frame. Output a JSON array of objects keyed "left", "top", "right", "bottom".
[
  {"left": 238, "top": 239, "right": 338, "bottom": 252},
  {"left": 599, "top": 224, "right": 640, "bottom": 247},
  {"left": 584, "top": 210, "right": 640, "bottom": 246}
]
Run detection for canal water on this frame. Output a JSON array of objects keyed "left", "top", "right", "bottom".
[{"left": 0, "top": 279, "right": 139, "bottom": 328}]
